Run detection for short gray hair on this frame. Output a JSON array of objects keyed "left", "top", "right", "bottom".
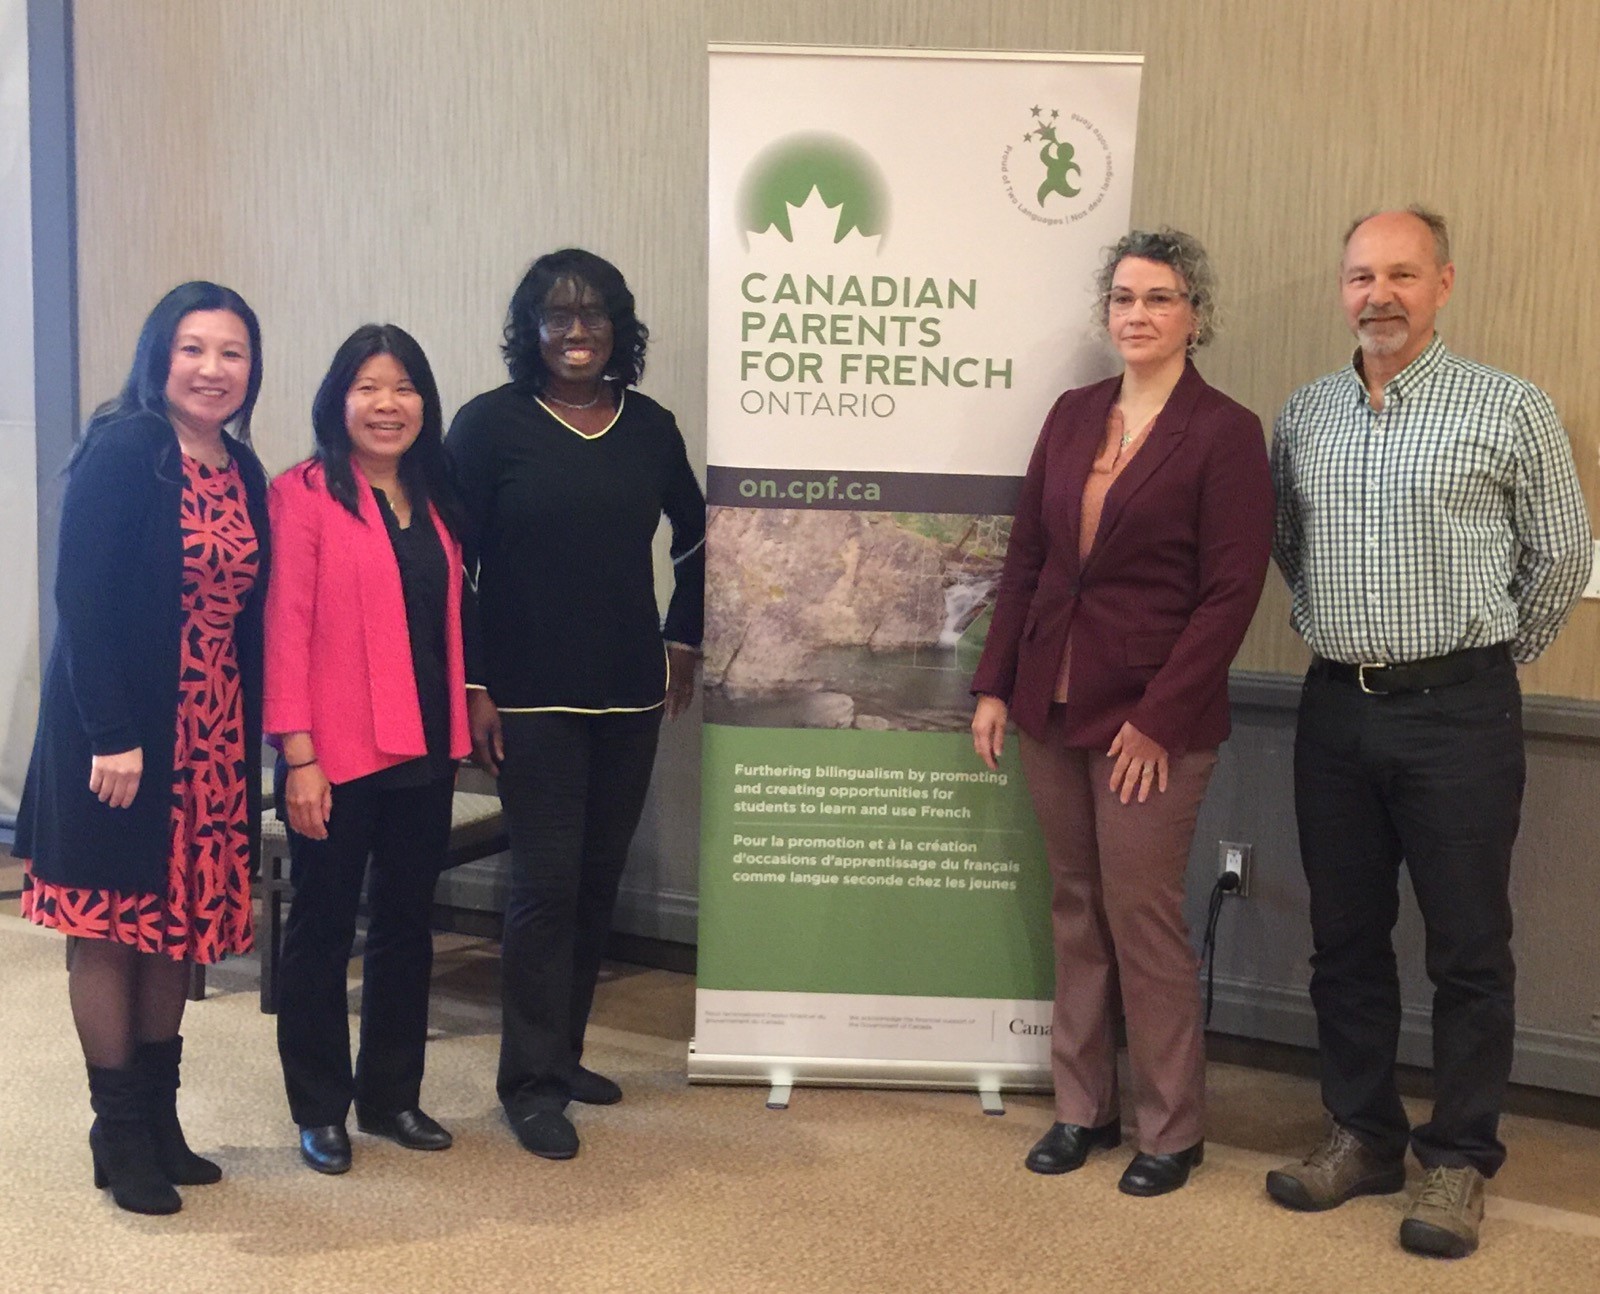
[
  {"left": 1342, "top": 205, "right": 1451, "bottom": 266},
  {"left": 1092, "top": 227, "right": 1217, "bottom": 349}
]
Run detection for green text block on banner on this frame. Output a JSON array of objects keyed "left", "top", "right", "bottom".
[{"left": 699, "top": 726, "right": 1052, "bottom": 1000}]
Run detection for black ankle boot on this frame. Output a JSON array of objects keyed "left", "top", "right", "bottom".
[
  {"left": 136, "top": 1036, "right": 222, "bottom": 1185},
  {"left": 87, "top": 1065, "right": 182, "bottom": 1215}
]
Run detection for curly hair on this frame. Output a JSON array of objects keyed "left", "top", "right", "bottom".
[
  {"left": 1092, "top": 227, "right": 1217, "bottom": 350},
  {"left": 501, "top": 248, "right": 649, "bottom": 390}
]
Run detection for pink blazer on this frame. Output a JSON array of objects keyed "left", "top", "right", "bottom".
[
  {"left": 971, "top": 362, "right": 1274, "bottom": 754},
  {"left": 264, "top": 460, "right": 471, "bottom": 785}
]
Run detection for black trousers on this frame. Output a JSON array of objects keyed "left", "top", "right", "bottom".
[
  {"left": 276, "top": 771, "right": 454, "bottom": 1127},
  {"left": 495, "top": 708, "right": 661, "bottom": 1115},
  {"left": 1293, "top": 659, "right": 1524, "bottom": 1176}
]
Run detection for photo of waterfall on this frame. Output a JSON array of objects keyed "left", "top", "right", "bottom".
[{"left": 702, "top": 507, "right": 1011, "bottom": 731}]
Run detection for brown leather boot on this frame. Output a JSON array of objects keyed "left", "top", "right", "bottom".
[
  {"left": 1399, "top": 1165, "right": 1485, "bottom": 1258},
  {"left": 1265, "top": 1123, "right": 1406, "bottom": 1211}
]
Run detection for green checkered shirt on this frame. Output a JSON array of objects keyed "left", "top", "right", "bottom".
[{"left": 1271, "top": 336, "right": 1590, "bottom": 665}]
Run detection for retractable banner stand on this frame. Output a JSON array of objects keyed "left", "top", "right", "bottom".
[{"left": 694, "top": 44, "right": 1143, "bottom": 1099}]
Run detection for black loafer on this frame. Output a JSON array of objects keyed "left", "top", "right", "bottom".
[
  {"left": 298, "top": 1124, "right": 352, "bottom": 1175},
  {"left": 355, "top": 1106, "right": 453, "bottom": 1151},
  {"left": 1118, "top": 1141, "right": 1204, "bottom": 1196},
  {"left": 1025, "top": 1119, "right": 1123, "bottom": 1175},
  {"left": 511, "top": 1107, "right": 579, "bottom": 1160},
  {"left": 569, "top": 1066, "right": 622, "bottom": 1106}
]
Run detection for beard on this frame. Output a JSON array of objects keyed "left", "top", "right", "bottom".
[{"left": 1356, "top": 312, "right": 1409, "bottom": 357}]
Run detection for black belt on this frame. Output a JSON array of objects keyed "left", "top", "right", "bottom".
[{"left": 1311, "top": 644, "right": 1510, "bottom": 696}]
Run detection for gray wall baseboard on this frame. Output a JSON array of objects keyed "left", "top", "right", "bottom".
[
  {"left": 611, "top": 882, "right": 699, "bottom": 948},
  {"left": 1205, "top": 975, "right": 1600, "bottom": 1099}
]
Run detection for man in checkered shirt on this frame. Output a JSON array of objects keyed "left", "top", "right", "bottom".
[{"left": 1264, "top": 207, "right": 1590, "bottom": 1259}]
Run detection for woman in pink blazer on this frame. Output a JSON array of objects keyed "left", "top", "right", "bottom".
[
  {"left": 971, "top": 230, "right": 1273, "bottom": 1196},
  {"left": 265, "top": 324, "right": 470, "bottom": 1175}
]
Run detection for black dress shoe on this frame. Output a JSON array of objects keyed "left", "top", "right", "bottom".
[
  {"left": 511, "top": 1107, "right": 579, "bottom": 1160},
  {"left": 568, "top": 1066, "right": 622, "bottom": 1106},
  {"left": 1118, "top": 1141, "right": 1204, "bottom": 1196},
  {"left": 298, "top": 1124, "right": 352, "bottom": 1175},
  {"left": 1024, "top": 1119, "right": 1123, "bottom": 1175},
  {"left": 355, "top": 1106, "right": 453, "bottom": 1151}
]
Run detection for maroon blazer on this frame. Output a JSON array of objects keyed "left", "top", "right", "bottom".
[{"left": 970, "top": 361, "right": 1273, "bottom": 753}]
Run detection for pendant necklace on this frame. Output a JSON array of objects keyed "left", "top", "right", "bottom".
[{"left": 1119, "top": 414, "right": 1154, "bottom": 452}]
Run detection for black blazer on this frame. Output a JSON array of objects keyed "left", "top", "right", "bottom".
[{"left": 15, "top": 412, "right": 271, "bottom": 892}]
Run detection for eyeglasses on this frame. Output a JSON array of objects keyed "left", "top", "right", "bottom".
[
  {"left": 541, "top": 308, "right": 612, "bottom": 334},
  {"left": 1104, "top": 289, "right": 1193, "bottom": 316}
]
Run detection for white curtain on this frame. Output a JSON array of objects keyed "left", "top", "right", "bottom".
[{"left": 0, "top": 0, "right": 40, "bottom": 819}]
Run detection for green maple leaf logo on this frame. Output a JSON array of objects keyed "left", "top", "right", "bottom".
[{"left": 739, "top": 134, "right": 890, "bottom": 243}]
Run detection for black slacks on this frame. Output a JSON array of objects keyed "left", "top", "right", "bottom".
[
  {"left": 1293, "top": 658, "right": 1524, "bottom": 1176},
  {"left": 276, "top": 771, "right": 455, "bottom": 1127},
  {"left": 495, "top": 708, "right": 661, "bottom": 1115}
]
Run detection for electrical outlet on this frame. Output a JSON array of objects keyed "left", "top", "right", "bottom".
[
  {"left": 1583, "top": 540, "right": 1600, "bottom": 600},
  {"left": 1218, "top": 841, "right": 1252, "bottom": 897}
]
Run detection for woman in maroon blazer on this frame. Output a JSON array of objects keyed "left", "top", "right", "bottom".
[
  {"left": 971, "top": 230, "right": 1273, "bottom": 1196},
  {"left": 265, "top": 324, "right": 470, "bottom": 1175}
]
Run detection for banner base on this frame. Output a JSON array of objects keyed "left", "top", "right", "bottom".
[{"left": 686, "top": 1042, "right": 1052, "bottom": 1098}]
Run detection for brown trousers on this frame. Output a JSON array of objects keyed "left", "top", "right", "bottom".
[{"left": 1020, "top": 717, "right": 1217, "bottom": 1155}]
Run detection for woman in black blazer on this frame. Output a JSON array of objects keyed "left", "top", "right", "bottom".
[{"left": 14, "top": 281, "right": 271, "bottom": 1215}]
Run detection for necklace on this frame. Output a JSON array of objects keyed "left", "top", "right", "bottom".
[
  {"left": 1118, "top": 413, "right": 1156, "bottom": 451},
  {"left": 178, "top": 438, "right": 231, "bottom": 471},
  {"left": 543, "top": 387, "right": 604, "bottom": 410}
]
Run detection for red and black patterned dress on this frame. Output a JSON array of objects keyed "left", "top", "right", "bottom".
[{"left": 23, "top": 455, "right": 260, "bottom": 963}]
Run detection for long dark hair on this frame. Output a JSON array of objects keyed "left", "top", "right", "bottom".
[
  {"left": 305, "top": 323, "right": 463, "bottom": 538},
  {"left": 80, "top": 280, "right": 263, "bottom": 453},
  {"left": 501, "top": 247, "right": 649, "bottom": 392}
]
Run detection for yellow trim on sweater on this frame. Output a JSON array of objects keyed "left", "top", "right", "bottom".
[{"left": 533, "top": 388, "right": 625, "bottom": 439}]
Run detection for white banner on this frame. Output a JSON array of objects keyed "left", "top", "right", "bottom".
[{"left": 696, "top": 44, "right": 1143, "bottom": 1091}]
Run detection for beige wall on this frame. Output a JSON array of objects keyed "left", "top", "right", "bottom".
[{"left": 74, "top": 0, "right": 1600, "bottom": 699}]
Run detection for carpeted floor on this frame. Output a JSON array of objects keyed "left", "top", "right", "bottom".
[{"left": 2, "top": 912, "right": 1598, "bottom": 1294}]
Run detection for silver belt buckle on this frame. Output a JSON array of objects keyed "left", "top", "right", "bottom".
[{"left": 1357, "top": 662, "right": 1387, "bottom": 694}]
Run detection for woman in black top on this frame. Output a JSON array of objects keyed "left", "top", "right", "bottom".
[
  {"left": 264, "top": 325, "right": 472, "bottom": 1174},
  {"left": 446, "top": 248, "right": 705, "bottom": 1160}
]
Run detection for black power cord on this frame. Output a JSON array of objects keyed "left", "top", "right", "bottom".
[{"left": 1200, "top": 871, "right": 1241, "bottom": 1026}]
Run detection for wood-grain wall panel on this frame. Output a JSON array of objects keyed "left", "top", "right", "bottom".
[{"left": 74, "top": 0, "right": 1599, "bottom": 697}]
